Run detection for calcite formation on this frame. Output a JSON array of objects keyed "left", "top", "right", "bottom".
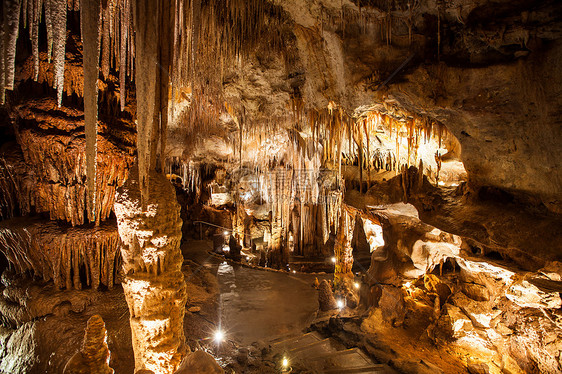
[
  {"left": 12, "top": 98, "right": 135, "bottom": 226},
  {"left": 63, "top": 314, "right": 114, "bottom": 374},
  {"left": 114, "top": 170, "right": 187, "bottom": 374},
  {"left": 362, "top": 207, "right": 562, "bottom": 373},
  {"left": 333, "top": 207, "right": 356, "bottom": 285},
  {"left": 0, "top": 217, "right": 121, "bottom": 290}
]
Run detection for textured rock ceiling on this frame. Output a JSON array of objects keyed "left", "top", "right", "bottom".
[{"left": 0, "top": 0, "right": 561, "bottom": 212}]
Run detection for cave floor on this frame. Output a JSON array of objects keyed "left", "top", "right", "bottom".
[{"left": 182, "top": 239, "right": 329, "bottom": 346}]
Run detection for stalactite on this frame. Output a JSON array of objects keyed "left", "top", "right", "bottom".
[
  {"left": 30, "top": 0, "right": 41, "bottom": 81},
  {"left": 0, "top": 4, "right": 5, "bottom": 104},
  {"left": 119, "top": 0, "right": 129, "bottom": 111},
  {"left": 44, "top": 0, "right": 54, "bottom": 62},
  {"left": 82, "top": 0, "right": 101, "bottom": 224},
  {"left": 0, "top": 218, "right": 121, "bottom": 290},
  {"left": 133, "top": 0, "right": 159, "bottom": 205},
  {"left": 52, "top": 0, "right": 66, "bottom": 106},
  {"left": 2, "top": 0, "right": 22, "bottom": 103},
  {"left": 100, "top": 3, "right": 111, "bottom": 80}
]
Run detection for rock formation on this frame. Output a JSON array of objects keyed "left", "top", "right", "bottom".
[
  {"left": 318, "top": 279, "right": 338, "bottom": 311},
  {"left": 63, "top": 314, "right": 114, "bottom": 374},
  {"left": 0, "top": 0, "right": 561, "bottom": 372},
  {"left": 114, "top": 170, "right": 187, "bottom": 374},
  {"left": 361, "top": 205, "right": 562, "bottom": 373},
  {"left": 0, "top": 217, "right": 121, "bottom": 290}
]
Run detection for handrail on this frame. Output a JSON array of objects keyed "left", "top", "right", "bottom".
[{"left": 193, "top": 220, "right": 233, "bottom": 232}]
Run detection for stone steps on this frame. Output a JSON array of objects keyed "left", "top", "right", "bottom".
[{"left": 270, "top": 332, "right": 394, "bottom": 373}]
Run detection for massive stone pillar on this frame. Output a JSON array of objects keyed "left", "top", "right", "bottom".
[
  {"left": 114, "top": 170, "right": 187, "bottom": 374},
  {"left": 334, "top": 207, "right": 356, "bottom": 286}
]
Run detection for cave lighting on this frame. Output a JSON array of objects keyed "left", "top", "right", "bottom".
[
  {"left": 282, "top": 356, "right": 290, "bottom": 370},
  {"left": 331, "top": 257, "right": 336, "bottom": 263},
  {"left": 213, "top": 329, "right": 225, "bottom": 344},
  {"left": 354, "top": 282, "right": 360, "bottom": 289},
  {"left": 337, "top": 299, "right": 345, "bottom": 309},
  {"left": 223, "top": 230, "right": 229, "bottom": 236}
]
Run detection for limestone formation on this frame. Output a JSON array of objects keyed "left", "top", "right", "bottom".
[
  {"left": 2, "top": 98, "right": 135, "bottom": 226},
  {"left": 0, "top": 0, "right": 561, "bottom": 373},
  {"left": 318, "top": 279, "right": 338, "bottom": 312},
  {"left": 174, "top": 350, "right": 225, "bottom": 374},
  {"left": 114, "top": 170, "right": 187, "bottom": 374},
  {"left": 362, "top": 206, "right": 562, "bottom": 372},
  {"left": 0, "top": 217, "right": 121, "bottom": 290},
  {"left": 63, "top": 315, "right": 114, "bottom": 374}
]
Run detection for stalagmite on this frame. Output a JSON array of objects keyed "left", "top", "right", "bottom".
[
  {"left": 82, "top": 0, "right": 102, "bottom": 224},
  {"left": 52, "top": 0, "right": 66, "bottom": 106},
  {"left": 114, "top": 170, "right": 187, "bottom": 374},
  {"left": 334, "top": 206, "right": 356, "bottom": 286},
  {"left": 63, "top": 315, "right": 114, "bottom": 374}
]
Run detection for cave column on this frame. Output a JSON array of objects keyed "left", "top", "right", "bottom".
[
  {"left": 114, "top": 170, "right": 187, "bottom": 374},
  {"left": 334, "top": 206, "right": 356, "bottom": 286}
]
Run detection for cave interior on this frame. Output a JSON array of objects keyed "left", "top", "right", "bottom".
[{"left": 0, "top": 0, "right": 561, "bottom": 373}]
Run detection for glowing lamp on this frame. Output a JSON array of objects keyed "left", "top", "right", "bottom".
[
  {"left": 223, "top": 231, "right": 229, "bottom": 236},
  {"left": 354, "top": 282, "right": 360, "bottom": 289},
  {"left": 214, "top": 330, "right": 225, "bottom": 344},
  {"left": 282, "top": 357, "right": 289, "bottom": 368},
  {"left": 331, "top": 257, "right": 336, "bottom": 263},
  {"left": 337, "top": 299, "right": 344, "bottom": 309}
]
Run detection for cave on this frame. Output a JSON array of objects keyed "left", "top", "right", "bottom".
[{"left": 0, "top": 0, "right": 561, "bottom": 373}]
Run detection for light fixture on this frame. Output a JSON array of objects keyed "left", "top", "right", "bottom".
[
  {"left": 223, "top": 230, "right": 229, "bottom": 236},
  {"left": 354, "top": 282, "right": 360, "bottom": 289},
  {"left": 282, "top": 357, "right": 289, "bottom": 369},
  {"left": 214, "top": 329, "right": 225, "bottom": 344},
  {"left": 292, "top": 270, "right": 296, "bottom": 274},
  {"left": 331, "top": 257, "right": 336, "bottom": 263},
  {"left": 337, "top": 299, "right": 344, "bottom": 309}
]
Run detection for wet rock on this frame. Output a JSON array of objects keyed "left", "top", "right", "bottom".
[
  {"left": 63, "top": 315, "right": 114, "bottom": 374},
  {"left": 318, "top": 280, "right": 337, "bottom": 311}
]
